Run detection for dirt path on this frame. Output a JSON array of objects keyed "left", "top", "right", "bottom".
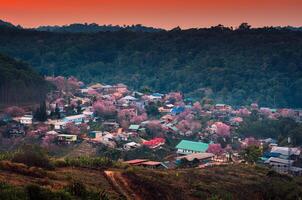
[{"left": 104, "top": 170, "right": 142, "bottom": 200}]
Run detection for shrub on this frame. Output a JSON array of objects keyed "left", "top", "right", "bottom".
[
  {"left": 0, "top": 160, "right": 47, "bottom": 178},
  {"left": 0, "top": 182, "right": 26, "bottom": 200},
  {"left": 64, "top": 157, "right": 113, "bottom": 168},
  {"left": 12, "top": 145, "right": 54, "bottom": 170}
]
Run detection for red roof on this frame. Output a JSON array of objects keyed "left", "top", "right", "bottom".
[
  {"left": 139, "top": 161, "right": 162, "bottom": 166},
  {"left": 143, "top": 137, "right": 165, "bottom": 147}
]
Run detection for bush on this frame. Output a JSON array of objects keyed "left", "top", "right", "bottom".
[
  {"left": 0, "top": 182, "right": 26, "bottom": 200},
  {"left": 26, "top": 184, "right": 73, "bottom": 200},
  {"left": 12, "top": 145, "right": 54, "bottom": 170},
  {"left": 0, "top": 160, "right": 47, "bottom": 178},
  {"left": 64, "top": 157, "right": 113, "bottom": 168}
]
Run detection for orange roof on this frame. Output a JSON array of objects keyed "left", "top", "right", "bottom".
[{"left": 123, "top": 159, "right": 148, "bottom": 165}]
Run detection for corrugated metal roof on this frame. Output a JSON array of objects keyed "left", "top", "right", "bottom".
[{"left": 176, "top": 140, "right": 209, "bottom": 152}]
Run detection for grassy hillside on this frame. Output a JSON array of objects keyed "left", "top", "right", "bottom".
[
  {"left": 0, "top": 25, "right": 302, "bottom": 107},
  {"left": 0, "top": 157, "right": 301, "bottom": 200},
  {"left": 0, "top": 54, "right": 50, "bottom": 107}
]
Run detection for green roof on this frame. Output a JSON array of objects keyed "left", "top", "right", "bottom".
[
  {"left": 176, "top": 140, "right": 209, "bottom": 152},
  {"left": 129, "top": 124, "right": 140, "bottom": 130}
]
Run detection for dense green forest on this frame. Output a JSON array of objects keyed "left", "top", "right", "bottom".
[
  {"left": 0, "top": 23, "right": 302, "bottom": 107},
  {"left": 0, "top": 54, "right": 49, "bottom": 106}
]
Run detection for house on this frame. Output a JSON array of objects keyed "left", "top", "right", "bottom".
[
  {"left": 121, "top": 95, "right": 137, "bottom": 103},
  {"left": 6, "top": 122, "right": 25, "bottom": 137},
  {"left": 128, "top": 124, "right": 140, "bottom": 132},
  {"left": 88, "top": 131, "right": 104, "bottom": 139},
  {"left": 123, "top": 159, "right": 168, "bottom": 169},
  {"left": 177, "top": 152, "right": 215, "bottom": 162},
  {"left": 103, "top": 133, "right": 114, "bottom": 142},
  {"left": 137, "top": 161, "right": 168, "bottom": 169},
  {"left": 148, "top": 94, "right": 163, "bottom": 101},
  {"left": 63, "top": 114, "right": 86, "bottom": 125},
  {"left": 57, "top": 134, "right": 77, "bottom": 144},
  {"left": 123, "top": 142, "right": 141, "bottom": 150},
  {"left": 102, "top": 122, "right": 119, "bottom": 131},
  {"left": 53, "top": 121, "right": 66, "bottom": 130},
  {"left": 270, "top": 146, "right": 300, "bottom": 159},
  {"left": 89, "top": 83, "right": 103, "bottom": 90},
  {"left": 143, "top": 138, "right": 165, "bottom": 148},
  {"left": 265, "top": 157, "right": 294, "bottom": 174},
  {"left": 215, "top": 104, "right": 231, "bottom": 110},
  {"left": 171, "top": 106, "right": 185, "bottom": 115},
  {"left": 176, "top": 140, "right": 209, "bottom": 155},
  {"left": 46, "top": 130, "right": 59, "bottom": 136},
  {"left": 19, "top": 115, "right": 33, "bottom": 125}
]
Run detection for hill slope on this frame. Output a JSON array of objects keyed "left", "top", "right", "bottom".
[
  {"left": 0, "top": 54, "right": 49, "bottom": 107},
  {"left": 0, "top": 161, "right": 301, "bottom": 200},
  {"left": 0, "top": 25, "right": 302, "bottom": 107}
]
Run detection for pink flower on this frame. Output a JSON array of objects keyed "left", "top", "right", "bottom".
[
  {"left": 192, "top": 102, "right": 202, "bottom": 113},
  {"left": 4, "top": 106, "right": 25, "bottom": 117},
  {"left": 207, "top": 143, "right": 223, "bottom": 155},
  {"left": 93, "top": 100, "right": 116, "bottom": 117},
  {"left": 214, "top": 122, "right": 230, "bottom": 137}
]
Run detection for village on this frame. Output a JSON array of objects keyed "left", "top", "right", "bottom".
[{"left": 1, "top": 76, "right": 302, "bottom": 175}]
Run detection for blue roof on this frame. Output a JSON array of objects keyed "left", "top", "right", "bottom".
[
  {"left": 152, "top": 93, "right": 164, "bottom": 97},
  {"left": 171, "top": 107, "right": 185, "bottom": 115}
]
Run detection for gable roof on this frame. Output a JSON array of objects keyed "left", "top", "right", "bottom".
[{"left": 176, "top": 140, "right": 209, "bottom": 152}]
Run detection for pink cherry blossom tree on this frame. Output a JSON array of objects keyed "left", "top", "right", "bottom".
[
  {"left": 4, "top": 106, "right": 25, "bottom": 117},
  {"left": 65, "top": 122, "right": 80, "bottom": 135},
  {"left": 165, "top": 92, "right": 183, "bottom": 103},
  {"left": 207, "top": 143, "right": 223, "bottom": 155},
  {"left": 146, "top": 120, "right": 166, "bottom": 137},
  {"left": 238, "top": 108, "right": 251, "bottom": 117},
  {"left": 215, "top": 122, "right": 231, "bottom": 137},
  {"left": 93, "top": 100, "right": 116, "bottom": 118},
  {"left": 280, "top": 109, "right": 295, "bottom": 118},
  {"left": 242, "top": 137, "right": 260, "bottom": 147},
  {"left": 260, "top": 108, "right": 272, "bottom": 117},
  {"left": 130, "top": 113, "right": 148, "bottom": 124},
  {"left": 192, "top": 101, "right": 202, "bottom": 113}
]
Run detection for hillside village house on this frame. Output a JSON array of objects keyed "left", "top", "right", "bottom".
[
  {"left": 124, "top": 142, "right": 141, "bottom": 150},
  {"left": 19, "top": 115, "right": 33, "bottom": 125},
  {"left": 63, "top": 114, "right": 87, "bottom": 125},
  {"left": 176, "top": 152, "right": 215, "bottom": 165},
  {"left": 57, "top": 134, "right": 77, "bottom": 144},
  {"left": 263, "top": 146, "right": 302, "bottom": 174},
  {"left": 176, "top": 140, "right": 209, "bottom": 155}
]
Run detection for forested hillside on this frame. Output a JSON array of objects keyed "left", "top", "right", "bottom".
[
  {"left": 0, "top": 24, "right": 302, "bottom": 107},
  {"left": 36, "top": 23, "right": 163, "bottom": 33},
  {"left": 0, "top": 54, "right": 49, "bottom": 107}
]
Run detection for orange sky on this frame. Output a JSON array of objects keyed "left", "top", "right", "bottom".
[{"left": 0, "top": 0, "right": 301, "bottom": 29}]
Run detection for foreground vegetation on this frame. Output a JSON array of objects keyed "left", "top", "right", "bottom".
[{"left": 0, "top": 146, "right": 301, "bottom": 200}]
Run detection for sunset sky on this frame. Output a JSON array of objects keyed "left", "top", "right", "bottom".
[{"left": 0, "top": 0, "right": 301, "bottom": 29}]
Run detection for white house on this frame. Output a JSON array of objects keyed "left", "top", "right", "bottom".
[
  {"left": 57, "top": 134, "right": 77, "bottom": 143},
  {"left": 63, "top": 114, "right": 86, "bottom": 125},
  {"left": 265, "top": 157, "right": 294, "bottom": 174},
  {"left": 19, "top": 115, "right": 33, "bottom": 125},
  {"left": 124, "top": 142, "right": 141, "bottom": 150}
]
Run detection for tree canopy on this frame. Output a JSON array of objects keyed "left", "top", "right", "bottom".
[{"left": 0, "top": 25, "right": 302, "bottom": 107}]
